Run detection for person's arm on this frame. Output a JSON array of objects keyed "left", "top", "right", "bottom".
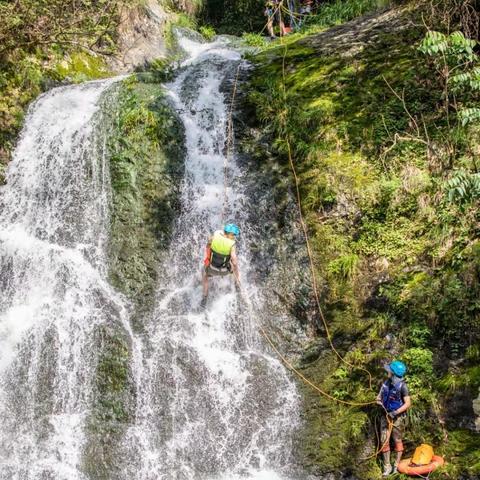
[
  {"left": 394, "top": 395, "right": 411, "bottom": 415},
  {"left": 376, "top": 386, "right": 383, "bottom": 405},
  {"left": 230, "top": 246, "right": 240, "bottom": 284}
]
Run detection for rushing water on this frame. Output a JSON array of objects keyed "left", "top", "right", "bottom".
[
  {"left": 0, "top": 78, "right": 131, "bottom": 480},
  {"left": 0, "top": 36, "right": 305, "bottom": 480},
  {"left": 120, "top": 35, "right": 303, "bottom": 480}
]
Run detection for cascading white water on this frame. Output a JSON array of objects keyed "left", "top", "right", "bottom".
[
  {"left": 0, "top": 35, "right": 307, "bottom": 480},
  {"left": 0, "top": 79, "right": 131, "bottom": 480},
  {"left": 122, "top": 36, "right": 304, "bottom": 480}
]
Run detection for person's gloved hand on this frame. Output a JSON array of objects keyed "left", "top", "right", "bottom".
[{"left": 387, "top": 411, "right": 397, "bottom": 421}]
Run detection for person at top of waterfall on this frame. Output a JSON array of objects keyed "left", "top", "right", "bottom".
[
  {"left": 201, "top": 223, "right": 240, "bottom": 307},
  {"left": 376, "top": 360, "right": 411, "bottom": 476},
  {"left": 264, "top": 0, "right": 287, "bottom": 38}
]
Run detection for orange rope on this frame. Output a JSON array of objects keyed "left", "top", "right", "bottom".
[{"left": 278, "top": 38, "right": 374, "bottom": 389}]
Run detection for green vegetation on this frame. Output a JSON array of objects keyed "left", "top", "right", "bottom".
[
  {"left": 300, "top": 0, "right": 388, "bottom": 33},
  {"left": 204, "top": 0, "right": 393, "bottom": 38},
  {"left": 84, "top": 72, "right": 185, "bottom": 478},
  {"left": 199, "top": 24, "right": 217, "bottom": 39},
  {"left": 0, "top": 0, "right": 135, "bottom": 176},
  {"left": 202, "top": 0, "right": 265, "bottom": 35},
  {"left": 105, "top": 76, "right": 185, "bottom": 325},
  {"left": 245, "top": 2, "right": 480, "bottom": 477}
]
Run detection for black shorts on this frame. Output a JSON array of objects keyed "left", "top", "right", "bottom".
[{"left": 205, "top": 264, "right": 231, "bottom": 277}]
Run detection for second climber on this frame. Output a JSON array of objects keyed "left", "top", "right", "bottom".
[
  {"left": 201, "top": 223, "right": 241, "bottom": 307},
  {"left": 376, "top": 360, "right": 411, "bottom": 476}
]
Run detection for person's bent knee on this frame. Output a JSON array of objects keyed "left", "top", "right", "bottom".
[{"left": 393, "top": 440, "right": 404, "bottom": 452}]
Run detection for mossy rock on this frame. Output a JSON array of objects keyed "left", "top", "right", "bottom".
[
  {"left": 246, "top": 4, "right": 480, "bottom": 478},
  {"left": 104, "top": 75, "right": 186, "bottom": 326}
]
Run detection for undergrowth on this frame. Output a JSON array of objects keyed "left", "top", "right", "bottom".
[
  {"left": 246, "top": 3, "right": 480, "bottom": 478},
  {"left": 0, "top": 0, "right": 138, "bottom": 174}
]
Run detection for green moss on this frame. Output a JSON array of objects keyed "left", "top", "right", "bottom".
[
  {"left": 434, "top": 429, "right": 480, "bottom": 479},
  {"left": 105, "top": 76, "right": 185, "bottom": 325},
  {"left": 53, "top": 52, "right": 109, "bottom": 82},
  {"left": 246, "top": 5, "right": 480, "bottom": 477},
  {"left": 83, "top": 324, "right": 134, "bottom": 480}
]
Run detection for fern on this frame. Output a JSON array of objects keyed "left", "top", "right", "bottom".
[
  {"left": 458, "top": 107, "right": 480, "bottom": 126},
  {"left": 445, "top": 170, "right": 480, "bottom": 205},
  {"left": 327, "top": 254, "right": 359, "bottom": 280}
]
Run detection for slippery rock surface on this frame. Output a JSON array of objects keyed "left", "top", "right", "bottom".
[
  {"left": 110, "top": 0, "right": 170, "bottom": 72},
  {"left": 473, "top": 390, "right": 480, "bottom": 432},
  {"left": 299, "top": 6, "right": 412, "bottom": 57}
]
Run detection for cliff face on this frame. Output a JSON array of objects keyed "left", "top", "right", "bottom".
[
  {"left": 243, "top": 5, "right": 480, "bottom": 479},
  {"left": 110, "top": 1, "right": 171, "bottom": 73}
]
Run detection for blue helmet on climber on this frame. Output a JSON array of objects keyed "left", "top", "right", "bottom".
[
  {"left": 224, "top": 223, "right": 240, "bottom": 236},
  {"left": 385, "top": 360, "right": 407, "bottom": 378}
]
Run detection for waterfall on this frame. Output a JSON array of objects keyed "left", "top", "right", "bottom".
[
  {"left": 0, "top": 35, "right": 305, "bottom": 480},
  {"left": 0, "top": 78, "right": 129, "bottom": 480},
  {"left": 121, "top": 36, "right": 303, "bottom": 480}
]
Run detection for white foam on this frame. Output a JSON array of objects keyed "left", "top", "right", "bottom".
[
  {"left": 124, "top": 32, "right": 303, "bottom": 480},
  {"left": 0, "top": 77, "right": 130, "bottom": 480}
]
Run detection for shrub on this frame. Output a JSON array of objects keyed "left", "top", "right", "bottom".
[
  {"left": 444, "top": 169, "right": 480, "bottom": 206},
  {"left": 199, "top": 25, "right": 216, "bottom": 40},
  {"left": 242, "top": 32, "right": 269, "bottom": 47}
]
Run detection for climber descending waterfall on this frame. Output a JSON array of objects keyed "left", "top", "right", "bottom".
[
  {"left": 120, "top": 35, "right": 304, "bottom": 480},
  {"left": 201, "top": 223, "right": 241, "bottom": 307}
]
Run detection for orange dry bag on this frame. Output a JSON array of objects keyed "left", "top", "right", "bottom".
[{"left": 412, "top": 444, "right": 434, "bottom": 466}]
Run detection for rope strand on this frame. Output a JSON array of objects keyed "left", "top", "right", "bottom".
[
  {"left": 222, "top": 64, "right": 241, "bottom": 223},
  {"left": 219, "top": 28, "right": 392, "bottom": 461}
]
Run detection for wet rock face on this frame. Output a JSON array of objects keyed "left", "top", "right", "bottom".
[
  {"left": 104, "top": 79, "right": 186, "bottom": 325},
  {"left": 444, "top": 389, "right": 477, "bottom": 430},
  {"left": 232, "top": 67, "right": 314, "bottom": 353},
  {"left": 110, "top": 0, "right": 170, "bottom": 73}
]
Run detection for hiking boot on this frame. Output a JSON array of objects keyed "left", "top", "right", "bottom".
[
  {"left": 200, "top": 296, "right": 207, "bottom": 309},
  {"left": 382, "top": 464, "right": 393, "bottom": 477},
  {"left": 392, "top": 463, "right": 398, "bottom": 474}
]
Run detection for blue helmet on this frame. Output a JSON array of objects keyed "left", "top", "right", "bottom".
[
  {"left": 224, "top": 223, "right": 240, "bottom": 236},
  {"left": 386, "top": 360, "right": 407, "bottom": 378}
]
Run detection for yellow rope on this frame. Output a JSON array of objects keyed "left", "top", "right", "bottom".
[{"left": 278, "top": 36, "right": 374, "bottom": 389}]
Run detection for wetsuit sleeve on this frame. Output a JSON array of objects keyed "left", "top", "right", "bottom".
[{"left": 401, "top": 382, "right": 409, "bottom": 398}]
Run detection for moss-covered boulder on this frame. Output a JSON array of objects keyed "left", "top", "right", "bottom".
[{"left": 105, "top": 75, "right": 186, "bottom": 326}]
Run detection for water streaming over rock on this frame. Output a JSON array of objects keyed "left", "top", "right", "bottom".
[
  {"left": 0, "top": 36, "right": 306, "bottom": 480},
  {"left": 0, "top": 78, "right": 131, "bottom": 480},
  {"left": 121, "top": 36, "right": 303, "bottom": 480}
]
